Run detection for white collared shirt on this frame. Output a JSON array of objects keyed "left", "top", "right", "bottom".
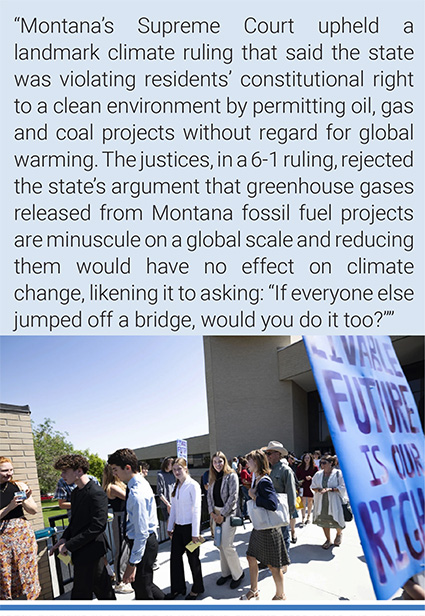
[{"left": 167, "top": 475, "right": 201, "bottom": 537}]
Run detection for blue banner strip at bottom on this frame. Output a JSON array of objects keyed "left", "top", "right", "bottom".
[{"left": 1, "top": 605, "right": 423, "bottom": 611}]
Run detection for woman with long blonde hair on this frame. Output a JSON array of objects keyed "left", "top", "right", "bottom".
[
  {"left": 166, "top": 458, "right": 204, "bottom": 600},
  {"left": 0, "top": 456, "right": 40, "bottom": 600},
  {"left": 102, "top": 463, "right": 131, "bottom": 593},
  {"left": 207, "top": 451, "right": 244, "bottom": 589}
]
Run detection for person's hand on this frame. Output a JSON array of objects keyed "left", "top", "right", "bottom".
[
  {"left": 167, "top": 530, "right": 174, "bottom": 539},
  {"left": 9, "top": 493, "right": 24, "bottom": 508},
  {"left": 49, "top": 543, "right": 58, "bottom": 556},
  {"left": 166, "top": 503, "right": 171, "bottom": 514},
  {"left": 215, "top": 514, "right": 224, "bottom": 524},
  {"left": 58, "top": 543, "right": 68, "bottom": 555},
  {"left": 49, "top": 538, "right": 66, "bottom": 556},
  {"left": 192, "top": 536, "right": 201, "bottom": 544},
  {"left": 306, "top": 476, "right": 311, "bottom": 481},
  {"left": 123, "top": 564, "right": 136, "bottom": 584},
  {"left": 248, "top": 487, "right": 256, "bottom": 499}
]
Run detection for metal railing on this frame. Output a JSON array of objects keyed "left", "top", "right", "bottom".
[
  {"left": 48, "top": 512, "right": 116, "bottom": 596},
  {"left": 48, "top": 514, "right": 73, "bottom": 596}
]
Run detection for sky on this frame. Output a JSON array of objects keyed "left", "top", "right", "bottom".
[{"left": 0, "top": 336, "right": 209, "bottom": 459}]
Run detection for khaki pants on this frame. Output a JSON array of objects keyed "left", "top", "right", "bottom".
[{"left": 212, "top": 507, "right": 243, "bottom": 580}]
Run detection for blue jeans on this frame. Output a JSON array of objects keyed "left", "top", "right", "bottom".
[
  {"left": 241, "top": 486, "right": 250, "bottom": 516},
  {"left": 282, "top": 524, "right": 290, "bottom": 554}
]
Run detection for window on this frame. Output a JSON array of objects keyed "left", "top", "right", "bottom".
[
  {"left": 187, "top": 453, "right": 211, "bottom": 469},
  {"left": 308, "top": 391, "right": 333, "bottom": 453},
  {"left": 403, "top": 361, "right": 424, "bottom": 430},
  {"left": 139, "top": 454, "right": 211, "bottom": 471}
]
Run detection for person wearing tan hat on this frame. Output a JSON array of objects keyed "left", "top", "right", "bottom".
[{"left": 262, "top": 441, "right": 298, "bottom": 552}]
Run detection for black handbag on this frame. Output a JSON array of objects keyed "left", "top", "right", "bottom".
[
  {"left": 229, "top": 515, "right": 244, "bottom": 527},
  {"left": 342, "top": 502, "right": 353, "bottom": 522},
  {"left": 336, "top": 470, "right": 353, "bottom": 522}
]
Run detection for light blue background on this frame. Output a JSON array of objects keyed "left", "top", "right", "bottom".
[{"left": 1, "top": 0, "right": 423, "bottom": 335}]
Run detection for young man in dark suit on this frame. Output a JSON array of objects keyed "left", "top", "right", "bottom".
[{"left": 50, "top": 454, "right": 116, "bottom": 600}]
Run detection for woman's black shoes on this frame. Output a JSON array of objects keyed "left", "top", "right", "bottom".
[
  {"left": 165, "top": 590, "right": 186, "bottom": 600},
  {"left": 230, "top": 572, "right": 245, "bottom": 589},
  {"left": 216, "top": 572, "right": 245, "bottom": 589},
  {"left": 185, "top": 591, "right": 201, "bottom": 600},
  {"left": 216, "top": 575, "right": 232, "bottom": 586}
]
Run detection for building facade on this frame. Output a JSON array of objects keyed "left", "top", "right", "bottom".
[
  {"left": 205, "top": 335, "right": 424, "bottom": 457},
  {"left": 133, "top": 434, "right": 210, "bottom": 486},
  {"left": 135, "top": 336, "right": 424, "bottom": 482}
]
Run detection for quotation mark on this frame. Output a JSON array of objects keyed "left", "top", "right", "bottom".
[{"left": 375, "top": 310, "right": 395, "bottom": 326}]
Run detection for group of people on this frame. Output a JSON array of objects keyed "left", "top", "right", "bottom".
[
  {"left": 223, "top": 442, "right": 349, "bottom": 599},
  {"left": 234, "top": 445, "right": 348, "bottom": 549},
  {"left": 103, "top": 446, "right": 293, "bottom": 601},
  {"left": 290, "top": 448, "right": 346, "bottom": 548},
  {"left": 1, "top": 447, "right": 423, "bottom": 602},
  {"left": 0, "top": 445, "right": 350, "bottom": 602}
]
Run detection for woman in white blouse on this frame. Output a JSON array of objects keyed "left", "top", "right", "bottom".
[{"left": 166, "top": 458, "right": 204, "bottom": 600}]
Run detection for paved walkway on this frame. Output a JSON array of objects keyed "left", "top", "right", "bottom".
[{"left": 115, "top": 517, "right": 400, "bottom": 603}]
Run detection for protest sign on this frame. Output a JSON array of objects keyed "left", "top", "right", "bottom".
[
  {"left": 176, "top": 438, "right": 188, "bottom": 461},
  {"left": 304, "top": 335, "right": 424, "bottom": 600}
]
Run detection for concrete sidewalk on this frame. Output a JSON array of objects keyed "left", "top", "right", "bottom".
[{"left": 115, "top": 517, "right": 399, "bottom": 603}]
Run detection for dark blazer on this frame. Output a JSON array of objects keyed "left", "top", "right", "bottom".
[
  {"left": 62, "top": 479, "right": 108, "bottom": 564},
  {"left": 255, "top": 476, "right": 278, "bottom": 511}
]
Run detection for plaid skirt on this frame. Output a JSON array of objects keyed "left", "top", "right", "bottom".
[
  {"left": 0, "top": 518, "right": 41, "bottom": 600},
  {"left": 246, "top": 527, "right": 290, "bottom": 568}
]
